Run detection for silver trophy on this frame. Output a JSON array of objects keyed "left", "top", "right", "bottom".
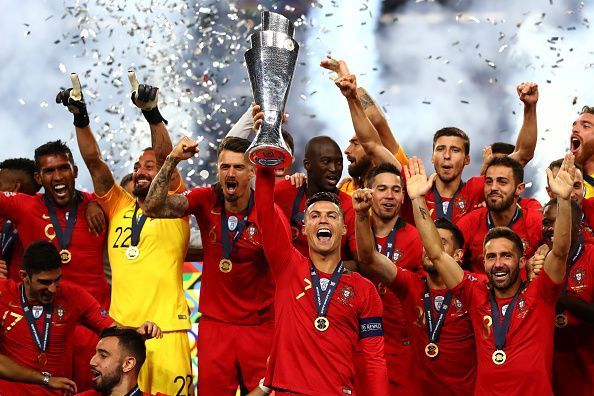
[{"left": 245, "top": 11, "right": 299, "bottom": 168}]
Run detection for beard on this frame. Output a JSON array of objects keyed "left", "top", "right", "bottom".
[
  {"left": 223, "top": 193, "right": 239, "bottom": 202},
  {"left": 133, "top": 185, "right": 149, "bottom": 199},
  {"left": 486, "top": 192, "right": 516, "bottom": 212},
  {"left": 487, "top": 265, "right": 520, "bottom": 292},
  {"left": 93, "top": 367, "right": 122, "bottom": 392},
  {"left": 348, "top": 157, "right": 372, "bottom": 178}
]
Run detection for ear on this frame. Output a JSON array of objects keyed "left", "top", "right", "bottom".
[
  {"left": 519, "top": 256, "right": 527, "bottom": 269},
  {"left": 73, "top": 165, "right": 79, "bottom": 178},
  {"left": 515, "top": 182, "right": 526, "bottom": 197},
  {"left": 463, "top": 154, "right": 470, "bottom": 166},
  {"left": 34, "top": 172, "right": 42, "bottom": 186},
  {"left": 19, "top": 270, "right": 28, "bottom": 282},
  {"left": 122, "top": 356, "right": 137, "bottom": 374},
  {"left": 341, "top": 222, "right": 347, "bottom": 236},
  {"left": 453, "top": 248, "right": 464, "bottom": 263},
  {"left": 303, "top": 158, "right": 311, "bottom": 172},
  {"left": 545, "top": 186, "right": 553, "bottom": 200},
  {"left": 248, "top": 164, "right": 255, "bottom": 179}
]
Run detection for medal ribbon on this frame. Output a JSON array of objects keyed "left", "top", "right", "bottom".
[
  {"left": 130, "top": 201, "right": 148, "bottom": 247},
  {"left": 310, "top": 261, "right": 344, "bottom": 319},
  {"left": 1, "top": 220, "right": 17, "bottom": 260},
  {"left": 374, "top": 218, "right": 405, "bottom": 259},
  {"left": 220, "top": 190, "right": 254, "bottom": 259},
  {"left": 43, "top": 192, "right": 79, "bottom": 251},
  {"left": 489, "top": 282, "right": 523, "bottom": 351},
  {"left": 422, "top": 277, "right": 453, "bottom": 344},
  {"left": 486, "top": 205, "right": 522, "bottom": 230},
  {"left": 432, "top": 181, "right": 465, "bottom": 220},
  {"left": 556, "top": 236, "right": 585, "bottom": 315},
  {"left": 290, "top": 184, "right": 307, "bottom": 226},
  {"left": 20, "top": 284, "right": 53, "bottom": 356},
  {"left": 125, "top": 385, "right": 142, "bottom": 396}
]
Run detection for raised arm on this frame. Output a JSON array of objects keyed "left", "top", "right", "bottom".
[
  {"left": 406, "top": 157, "right": 464, "bottom": 288},
  {"left": 509, "top": 82, "right": 538, "bottom": 167},
  {"left": 543, "top": 153, "right": 575, "bottom": 282},
  {"left": 226, "top": 107, "right": 254, "bottom": 139},
  {"left": 143, "top": 136, "right": 197, "bottom": 218},
  {"left": 56, "top": 73, "right": 115, "bottom": 196},
  {"left": 128, "top": 71, "right": 181, "bottom": 191},
  {"left": 335, "top": 73, "right": 398, "bottom": 167},
  {"left": 353, "top": 188, "right": 397, "bottom": 283}
]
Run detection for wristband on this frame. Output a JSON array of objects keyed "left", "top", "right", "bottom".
[
  {"left": 73, "top": 111, "right": 90, "bottom": 128},
  {"left": 142, "top": 107, "right": 168, "bottom": 125}
]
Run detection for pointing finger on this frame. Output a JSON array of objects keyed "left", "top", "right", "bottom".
[
  {"left": 128, "top": 70, "right": 139, "bottom": 91},
  {"left": 70, "top": 73, "right": 82, "bottom": 101}
]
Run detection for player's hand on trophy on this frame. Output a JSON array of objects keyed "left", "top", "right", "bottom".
[
  {"left": 251, "top": 103, "right": 287, "bottom": 132},
  {"left": 517, "top": 82, "right": 538, "bottom": 107},
  {"left": 170, "top": 136, "right": 199, "bottom": 161},
  {"left": 527, "top": 244, "right": 550, "bottom": 281},
  {"left": 320, "top": 55, "right": 350, "bottom": 81},
  {"left": 285, "top": 172, "right": 306, "bottom": 187},
  {"left": 128, "top": 70, "right": 168, "bottom": 124},
  {"left": 136, "top": 321, "right": 163, "bottom": 339},
  {"left": 352, "top": 188, "right": 373, "bottom": 214},
  {"left": 55, "top": 73, "right": 90, "bottom": 128},
  {"left": 404, "top": 157, "right": 436, "bottom": 200},
  {"left": 334, "top": 74, "right": 358, "bottom": 100}
]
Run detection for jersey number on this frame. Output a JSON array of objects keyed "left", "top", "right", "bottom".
[
  {"left": 174, "top": 375, "right": 194, "bottom": 396},
  {"left": 112, "top": 226, "right": 132, "bottom": 248}
]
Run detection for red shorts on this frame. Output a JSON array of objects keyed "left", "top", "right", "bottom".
[{"left": 197, "top": 317, "right": 273, "bottom": 395}]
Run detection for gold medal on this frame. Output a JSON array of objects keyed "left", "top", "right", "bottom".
[
  {"left": 314, "top": 316, "right": 330, "bottom": 332},
  {"left": 126, "top": 246, "right": 140, "bottom": 260},
  {"left": 59, "top": 249, "right": 72, "bottom": 264},
  {"left": 555, "top": 313, "right": 568, "bottom": 328},
  {"left": 492, "top": 350, "right": 506, "bottom": 365},
  {"left": 425, "top": 342, "right": 439, "bottom": 358},
  {"left": 38, "top": 352, "right": 47, "bottom": 368},
  {"left": 219, "top": 258, "right": 232, "bottom": 273}
]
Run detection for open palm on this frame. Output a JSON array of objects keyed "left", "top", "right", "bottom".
[
  {"left": 547, "top": 153, "right": 575, "bottom": 200},
  {"left": 405, "top": 157, "right": 436, "bottom": 200}
]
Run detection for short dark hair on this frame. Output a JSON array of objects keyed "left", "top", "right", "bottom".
[
  {"left": 119, "top": 173, "right": 133, "bottom": 188},
  {"left": 433, "top": 127, "right": 470, "bottom": 155},
  {"left": 365, "top": 163, "right": 402, "bottom": 188},
  {"left": 434, "top": 218, "right": 465, "bottom": 249},
  {"left": 485, "top": 156, "right": 524, "bottom": 184},
  {"left": 0, "top": 158, "right": 41, "bottom": 193},
  {"left": 281, "top": 129, "right": 295, "bottom": 156},
  {"left": 544, "top": 198, "right": 583, "bottom": 225},
  {"left": 22, "top": 241, "right": 62, "bottom": 276},
  {"left": 304, "top": 136, "right": 340, "bottom": 161},
  {"left": 490, "top": 142, "right": 515, "bottom": 156},
  {"left": 34, "top": 140, "right": 75, "bottom": 171},
  {"left": 99, "top": 327, "right": 146, "bottom": 371},
  {"left": 217, "top": 137, "right": 250, "bottom": 158},
  {"left": 580, "top": 106, "right": 594, "bottom": 116},
  {"left": 548, "top": 158, "right": 584, "bottom": 174},
  {"left": 305, "top": 191, "right": 343, "bottom": 219},
  {"left": 484, "top": 227, "right": 524, "bottom": 257}
]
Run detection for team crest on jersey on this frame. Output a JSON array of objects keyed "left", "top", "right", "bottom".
[
  {"left": 516, "top": 296, "right": 528, "bottom": 319},
  {"left": 56, "top": 306, "right": 66, "bottom": 321},
  {"left": 32, "top": 306, "right": 43, "bottom": 319},
  {"left": 455, "top": 197, "right": 467, "bottom": 212},
  {"left": 392, "top": 249, "right": 402, "bottom": 263},
  {"left": 247, "top": 224, "right": 257, "bottom": 237},
  {"left": 338, "top": 285, "right": 355, "bottom": 305},
  {"left": 453, "top": 297, "right": 464, "bottom": 313},
  {"left": 434, "top": 295, "right": 445, "bottom": 311},
  {"left": 572, "top": 268, "right": 586, "bottom": 287}
]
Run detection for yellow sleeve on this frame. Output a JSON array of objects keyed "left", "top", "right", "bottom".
[
  {"left": 95, "top": 183, "right": 134, "bottom": 220},
  {"left": 394, "top": 144, "right": 409, "bottom": 166}
]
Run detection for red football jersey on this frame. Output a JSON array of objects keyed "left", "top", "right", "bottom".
[
  {"left": 0, "top": 192, "right": 109, "bottom": 308},
  {"left": 518, "top": 196, "right": 542, "bottom": 211},
  {"left": 256, "top": 168, "right": 388, "bottom": 395},
  {"left": 390, "top": 269, "right": 476, "bottom": 395},
  {"left": 184, "top": 186, "right": 274, "bottom": 325},
  {"left": 453, "top": 270, "right": 562, "bottom": 395},
  {"left": 76, "top": 388, "right": 165, "bottom": 396},
  {"left": 0, "top": 279, "right": 113, "bottom": 395},
  {"left": 373, "top": 221, "right": 422, "bottom": 355},
  {"left": 273, "top": 180, "right": 357, "bottom": 259},
  {"left": 553, "top": 243, "right": 594, "bottom": 395},
  {"left": 581, "top": 198, "right": 594, "bottom": 244},
  {"left": 456, "top": 206, "right": 542, "bottom": 274},
  {"left": 401, "top": 176, "right": 485, "bottom": 224}
]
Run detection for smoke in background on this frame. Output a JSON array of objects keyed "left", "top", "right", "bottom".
[{"left": 0, "top": 0, "right": 593, "bottom": 202}]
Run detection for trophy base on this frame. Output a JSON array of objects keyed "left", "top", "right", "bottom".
[{"left": 248, "top": 145, "right": 292, "bottom": 169}]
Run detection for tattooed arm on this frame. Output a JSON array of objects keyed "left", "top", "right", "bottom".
[
  {"left": 405, "top": 157, "right": 464, "bottom": 288},
  {"left": 357, "top": 87, "right": 400, "bottom": 156},
  {"left": 143, "top": 137, "right": 198, "bottom": 218}
]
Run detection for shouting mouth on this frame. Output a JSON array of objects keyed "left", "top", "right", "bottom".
[{"left": 316, "top": 228, "right": 332, "bottom": 242}]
